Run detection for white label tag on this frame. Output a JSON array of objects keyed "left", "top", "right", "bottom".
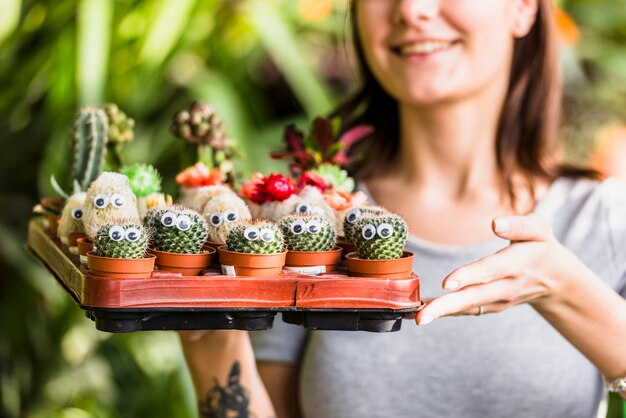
[
  {"left": 79, "top": 255, "right": 88, "bottom": 265},
  {"left": 283, "top": 265, "right": 326, "bottom": 276},
  {"left": 69, "top": 246, "right": 79, "bottom": 255},
  {"left": 221, "top": 264, "right": 236, "bottom": 276}
]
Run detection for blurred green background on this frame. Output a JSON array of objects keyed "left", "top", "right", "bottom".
[{"left": 0, "top": 0, "right": 625, "bottom": 417}]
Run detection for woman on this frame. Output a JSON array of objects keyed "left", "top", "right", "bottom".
[{"left": 180, "top": 0, "right": 626, "bottom": 417}]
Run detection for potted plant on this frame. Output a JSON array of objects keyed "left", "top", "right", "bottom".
[
  {"left": 202, "top": 193, "right": 252, "bottom": 250},
  {"left": 57, "top": 192, "right": 87, "bottom": 254},
  {"left": 144, "top": 206, "right": 215, "bottom": 275},
  {"left": 345, "top": 213, "right": 414, "bottom": 280},
  {"left": 217, "top": 220, "right": 286, "bottom": 277},
  {"left": 120, "top": 163, "right": 171, "bottom": 218},
  {"left": 87, "top": 220, "right": 155, "bottom": 279},
  {"left": 279, "top": 214, "right": 341, "bottom": 275}
]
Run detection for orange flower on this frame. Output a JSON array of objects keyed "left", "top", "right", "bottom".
[
  {"left": 554, "top": 6, "right": 580, "bottom": 45},
  {"left": 324, "top": 187, "right": 368, "bottom": 211},
  {"left": 176, "top": 162, "right": 225, "bottom": 188}
]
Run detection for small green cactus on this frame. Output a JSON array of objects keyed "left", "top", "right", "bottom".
[
  {"left": 94, "top": 221, "right": 148, "bottom": 259},
  {"left": 280, "top": 215, "right": 336, "bottom": 252},
  {"left": 144, "top": 206, "right": 208, "bottom": 254},
  {"left": 226, "top": 220, "right": 284, "bottom": 255},
  {"left": 343, "top": 206, "right": 387, "bottom": 243},
  {"left": 352, "top": 214, "right": 407, "bottom": 260},
  {"left": 102, "top": 103, "right": 134, "bottom": 143},
  {"left": 120, "top": 163, "right": 162, "bottom": 197},
  {"left": 73, "top": 107, "right": 109, "bottom": 192}
]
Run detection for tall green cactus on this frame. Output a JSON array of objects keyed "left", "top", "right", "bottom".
[{"left": 73, "top": 107, "right": 109, "bottom": 192}]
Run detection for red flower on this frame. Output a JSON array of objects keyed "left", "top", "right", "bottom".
[
  {"left": 264, "top": 174, "right": 297, "bottom": 202},
  {"left": 239, "top": 172, "right": 267, "bottom": 204},
  {"left": 298, "top": 171, "right": 327, "bottom": 192}
]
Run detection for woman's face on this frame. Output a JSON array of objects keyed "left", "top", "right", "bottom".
[{"left": 355, "top": 0, "right": 538, "bottom": 106}]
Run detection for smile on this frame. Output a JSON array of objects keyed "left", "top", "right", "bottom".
[{"left": 392, "top": 40, "right": 459, "bottom": 57}]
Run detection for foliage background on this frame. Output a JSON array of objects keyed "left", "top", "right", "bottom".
[{"left": 0, "top": 0, "right": 624, "bottom": 417}]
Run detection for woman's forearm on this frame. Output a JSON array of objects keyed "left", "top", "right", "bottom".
[
  {"left": 533, "top": 260, "right": 626, "bottom": 397},
  {"left": 178, "top": 330, "right": 277, "bottom": 417}
]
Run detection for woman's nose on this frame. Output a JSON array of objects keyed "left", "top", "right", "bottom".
[{"left": 393, "top": 0, "right": 440, "bottom": 25}]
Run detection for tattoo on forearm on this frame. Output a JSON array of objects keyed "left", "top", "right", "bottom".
[{"left": 199, "top": 361, "right": 252, "bottom": 418}]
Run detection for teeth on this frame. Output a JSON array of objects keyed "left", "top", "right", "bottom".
[{"left": 399, "top": 41, "right": 453, "bottom": 55}]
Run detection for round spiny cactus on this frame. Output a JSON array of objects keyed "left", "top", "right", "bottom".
[
  {"left": 120, "top": 163, "right": 162, "bottom": 197},
  {"left": 343, "top": 206, "right": 388, "bottom": 243},
  {"left": 352, "top": 214, "right": 407, "bottom": 260},
  {"left": 226, "top": 220, "right": 284, "bottom": 255},
  {"left": 144, "top": 206, "right": 208, "bottom": 254},
  {"left": 94, "top": 220, "right": 148, "bottom": 259},
  {"left": 280, "top": 215, "right": 336, "bottom": 252}
]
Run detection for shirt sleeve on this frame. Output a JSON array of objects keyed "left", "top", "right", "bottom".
[
  {"left": 604, "top": 178, "right": 626, "bottom": 298},
  {"left": 249, "top": 313, "right": 308, "bottom": 364}
]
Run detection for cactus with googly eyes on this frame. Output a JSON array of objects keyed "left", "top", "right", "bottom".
[
  {"left": 352, "top": 214, "right": 407, "bottom": 260},
  {"left": 94, "top": 221, "right": 148, "bottom": 259},
  {"left": 144, "top": 205, "right": 208, "bottom": 254},
  {"left": 343, "top": 206, "right": 388, "bottom": 244},
  {"left": 58, "top": 192, "right": 87, "bottom": 245},
  {"left": 203, "top": 193, "right": 252, "bottom": 244},
  {"left": 279, "top": 215, "right": 336, "bottom": 252},
  {"left": 226, "top": 220, "right": 284, "bottom": 255}
]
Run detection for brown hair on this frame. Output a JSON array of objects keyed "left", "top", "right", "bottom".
[{"left": 333, "top": 0, "right": 597, "bottom": 203}]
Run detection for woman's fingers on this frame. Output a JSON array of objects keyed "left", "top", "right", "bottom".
[{"left": 492, "top": 213, "right": 552, "bottom": 242}]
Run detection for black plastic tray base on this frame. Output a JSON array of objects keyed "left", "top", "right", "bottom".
[
  {"left": 86, "top": 308, "right": 278, "bottom": 332},
  {"left": 282, "top": 310, "right": 405, "bottom": 333}
]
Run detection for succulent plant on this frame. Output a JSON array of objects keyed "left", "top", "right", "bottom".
[
  {"left": 120, "top": 163, "right": 162, "bottom": 197},
  {"left": 226, "top": 220, "right": 284, "bottom": 255},
  {"left": 94, "top": 220, "right": 148, "bottom": 259},
  {"left": 280, "top": 215, "right": 336, "bottom": 252},
  {"left": 144, "top": 206, "right": 208, "bottom": 254},
  {"left": 58, "top": 192, "right": 87, "bottom": 245},
  {"left": 72, "top": 107, "right": 108, "bottom": 192},
  {"left": 101, "top": 103, "right": 134, "bottom": 143},
  {"left": 352, "top": 214, "right": 407, "bottom": 260},
  {"left": 83, "top": 172, "right": 140, "bottom": 239},
  {"left": 343, "top": 206, "right": 388, "bottom": 243},
  {"left": 171, "top": 101, "right": 230, "bottom": 149},
  {"left": 203, "top": 193, "right": 252, "bottom": 244}
]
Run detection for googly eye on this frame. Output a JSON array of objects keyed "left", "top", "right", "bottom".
[
  {"left": 346, "top": 208, "right": 362, "bottom": 224},
  {"left": 94, "top": 194, "right": 109, "bottom": 209},
  {"left": 125, "top": 227, "right": 141, "bottom": 242},
  {"left": 362, "top": 224, "right": 376, "bottom": 240},
  {"left": 109, "top": 225, "right": 125, "bottom": 241},
  {"left": 377, "top": 223, "right": 394, "bottom": 239},
  {"left": 71, "top": 208, "right": 83, "bottom": 220},
  {"left": 244, "top": 227, "right": 260, "bottom": 241},
  {"left": 209, "top": 213, "right": 223, "bottom": 227},
  {"left": 161, "top": 211, "right": 177, "bottom": 227},
  {"left": 224, "top": 210, "right": 238, "bottom": 222},
  {"left": 176, "top": 215, "right": 192, "bottom": 231},
  {"left": 306, "top": 220, "right": 322, "bottom": 234},
  {"left": 290, "top": 219, "right": 306, "bottom": 235},
  {"left": 260, "top": 228, "right": 276, "bottom": 243},
  {"left": 295, "top": 203, "right": 312, "bottom": 215},
  {"left": 111, "top": 193, "right": 126, "bottom": 208}
]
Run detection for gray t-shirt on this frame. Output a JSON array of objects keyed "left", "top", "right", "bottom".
[{"left": 250, "top": 177, "right": 626, "bottom": 418}]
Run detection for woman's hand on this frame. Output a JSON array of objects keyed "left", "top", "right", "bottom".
[{"left": 416, "top": 213, "right": 581, "bottom": 325}]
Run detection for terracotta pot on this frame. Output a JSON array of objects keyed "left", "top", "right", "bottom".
[
  {"left": 46, "top": 214, "right": 60, "bottom": 235},
  {"left": 67, "top": 232, "right": 87, "bottom": 255},
  {"left": 284, "top": 247, "right": 342, "bottom": 275},
  {"left": 149, "top": 248, "right": 216, "bottom": 276},
  {"left": 336, "top": 238, "right": 357, "bottom": 259},
  {"left": 87, "top": 251, "right": 156, "bottom": 279},
  {"left": 203, "top": 240, "right": 222, "bottom": 252},
  {"left": 217, "top": 245, "right": 286, "bottom": 277},
  {"left": 345, "top": 251, "right": 415, "bottom": 280},
  {"left": 76, "top": 237, "right": 93, "bottom": 264}
]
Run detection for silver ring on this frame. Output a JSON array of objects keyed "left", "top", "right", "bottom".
[{"left": 475, "top": 305, "right": 484, "bottom": 316}]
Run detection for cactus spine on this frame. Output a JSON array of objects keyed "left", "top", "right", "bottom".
[
  {"left": 73, "top": 107, "right": 109, "bottom": 192},
  {"left": 144, "top": 206, "right": 208, "bottom": 254},
  {"left": 352, "top": 214, "right": 407, "bottom": 260},
  {"left": 280, "top": 215, "right": 336, "bottom": 252},
  {"left": 94, "top": 220, "right": 148, "bottom": 259},
  {"left": 226, "top": 220, "right": 284, "bottom": 255}
]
